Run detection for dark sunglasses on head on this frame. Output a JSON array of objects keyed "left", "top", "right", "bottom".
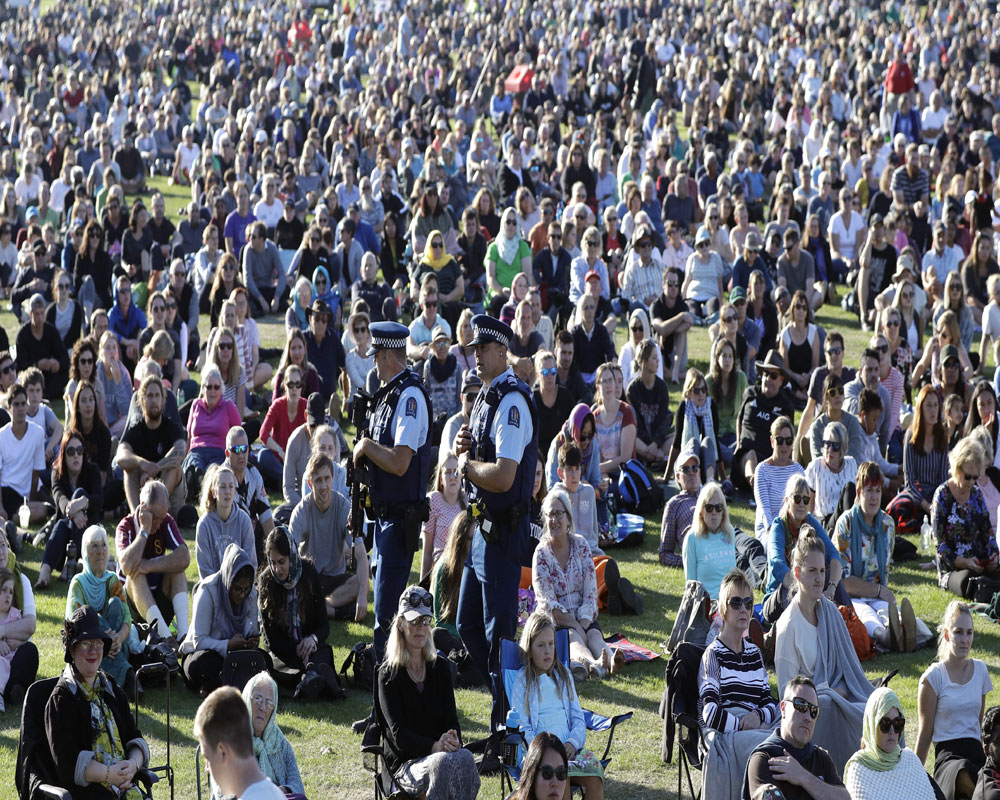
[
  {"left": 539, "top": 765, "right": 568, "bottom": 781},
  {"left": 727, "top": 595, "right": 753, "bottom": 610},
  {"left": 878, "top": 716, "right": 905, "bottom": 734},
  {"left": 787, "top": 697, "right": 819, "bottom": 719}
]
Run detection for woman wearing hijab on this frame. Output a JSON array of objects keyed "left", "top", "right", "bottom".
[
  {"left": 844, "top": 688, "right": 937, "bottom": 800},
  {"left": 179, "top": 543, "right": 269, "bottom": 696},
  {"left": 226, "top": 671, "right": 306, "bottom": 800},
  {"left": 66, "top": 525, "right": 136, "bottom": 688},
  {"left": 312, "top": 265, "right": 338, "bottom": 320},
  {"left": 545, "top": 403, "right": 604, "bottom": 491},
  {"left": 411, "top": 229, "right": 464, "bottom": 327},
  {"left": 485, "top": 207, "right": 533, "bottom": 315},
  {"left": 285, "top": 276, "right": 314, "bottom": 334},
  {"left": 257, "top": 526, "right": 344, "bottom": 701}
]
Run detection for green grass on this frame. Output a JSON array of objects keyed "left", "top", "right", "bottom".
[{"left": 2, "top": 254, "right": 997, "bottom": 799}]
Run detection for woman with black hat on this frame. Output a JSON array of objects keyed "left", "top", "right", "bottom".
[
  {"left": 732, "top": 350, "right": 795, "bottom": 492},
  {"left": 45, "top": 605, "right": 150, "bottom": 799}
]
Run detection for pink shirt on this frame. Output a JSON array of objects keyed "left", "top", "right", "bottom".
[{"left": 186, "top": 397, "right": 242, "bottom": 451}]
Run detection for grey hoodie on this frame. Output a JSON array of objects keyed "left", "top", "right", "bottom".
[
  {"left": 186, "top": 543, "right": 258, "bottom": 657},
  {"left": 195, "top": 505, "right": 257, "bottom": 581}
]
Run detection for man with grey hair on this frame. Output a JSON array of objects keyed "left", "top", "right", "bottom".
[{"left": 115, "top": 478, "right": 190, "bottom": 644}]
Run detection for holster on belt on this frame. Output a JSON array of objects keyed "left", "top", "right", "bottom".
[{"left": 373, "top": 500, "right": 430, "bottom": 553}]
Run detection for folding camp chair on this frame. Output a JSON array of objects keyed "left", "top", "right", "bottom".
[
  {"left": 361, "top": 663, "right": 497, "bottom": 800},
  {"left": 498, "top": 627, "right": 633, "bottom": 798},
  {"left": 659, "top": 641, "right": 707, "bottom": 800},
  {"left": 16, "top": 676, "right": 160, "bottom": 800}
]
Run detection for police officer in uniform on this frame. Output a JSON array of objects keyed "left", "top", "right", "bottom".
[
  {"left": 455, "top": 315, "right": 537, "bottom": 728},
  {"left": 352, "top": 321, "right": 432, "bottom": 660}
]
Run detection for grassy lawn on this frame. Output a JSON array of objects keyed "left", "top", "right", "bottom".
[{"left": 0, "top": 178, "right": 997, "bottom": 797}]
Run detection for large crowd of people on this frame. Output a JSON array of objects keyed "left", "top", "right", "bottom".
[{"left": 7, "top": 0, "right": 1000, "bottom": 796}]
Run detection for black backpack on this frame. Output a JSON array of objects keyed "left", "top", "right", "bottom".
[{"left": 340, "top": 641, "right": 377, "bottom": 691}]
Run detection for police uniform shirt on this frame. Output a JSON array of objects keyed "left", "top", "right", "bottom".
[
  {"left": 385, "top": 369, "right": 429, "bottom": 452},
  {"left": 485, "top": 368, "right": 533, "bottom": 463}
]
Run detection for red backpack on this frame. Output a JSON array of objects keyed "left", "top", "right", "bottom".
[{"left": 839, "top": 605, "right": 876, "bottom": 662}]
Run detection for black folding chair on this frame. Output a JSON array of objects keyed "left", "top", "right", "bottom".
[
  {"left": 660, "top": 642, "right": 707, "bottom": 800},
  {"left": 16, "top": 676, "right": 159, "bottom": 800}
]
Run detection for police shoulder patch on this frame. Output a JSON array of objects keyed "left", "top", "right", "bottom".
[
  {"left": 507, "top": 404, "right": 520, "bottom": 428},
  {"left": 404, "top": 396, "right": 418, "bottom": 417}
]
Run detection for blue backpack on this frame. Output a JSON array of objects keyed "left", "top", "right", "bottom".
[{"left": 617, "top": 458, "right": 661, "bottom": 516}]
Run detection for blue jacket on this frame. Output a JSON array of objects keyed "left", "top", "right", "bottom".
[{"left": 764, "top": 513, "right": 841, "bottom": 600}]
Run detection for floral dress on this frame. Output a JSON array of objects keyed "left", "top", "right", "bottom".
[
  {"left": 931, "top": 482, "right": 997, "bottom": 589},
  {"left": 531, "top": 533, "right": 599, "bottom": 625}
]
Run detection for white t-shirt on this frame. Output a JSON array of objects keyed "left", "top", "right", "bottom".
[
  {"left": 0, "top": 423, "right": 45, "bottom": 497},
  {"left": 828, "top": 210, "right": 867, "bottom": 261},
  {"left": 239, "top": 778, "right": 286, "bottom": 799},
  {"left": 921, "top": 106, "right": 949, "bottom": 139},
  {"left": 983, "top": 300, "right": 1000, "bottom": 342},
  {"left": 254, "top": 198, "right": 283, "bottom": 229},
  {"left": 920, "top": 658, "right": 992, "bottom": 743}
]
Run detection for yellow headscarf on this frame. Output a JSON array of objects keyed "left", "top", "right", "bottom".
[{"left": 421, "top": 229, "right": 451, "bottom": 270}]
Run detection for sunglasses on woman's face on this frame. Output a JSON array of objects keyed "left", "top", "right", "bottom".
[
  {"left": 285, "top": 381, "right": 302, "bottom": 389},
  {"left": 539, "top": 765, "right": 568, "bottom": 781},
  {"left": 691, "top": 385, "right": 707, "bottom": 396},
  {"left": 822, "top": 440, "right": 841, "bottom": 451},
  {"left": 704, "top": 502, "right": 724, "bottom": 513},
  {"left": 218, "top": 341, "right": 233, "bottom": 350},
  {"left": 727, "top": 595, "right": 753, "bottom": 610},
  {"left": 64, "top": 446, "right": 85, "bottom": 457},
  {"left": 353, "top": 326, "right": 369, "bottom": 334},
  {"left": 774, "top": 436, "right": 793, "bottom": 446},
  {"left": 540, "top": 366, "right": 557, "bottom": 377},
  {"left": 878, "top": 716, "right": 905, "bottom": 734},
  {"left": 791, "top": 493, "right": 811, "bottom": 505},
  {"left": 826, "top": 386, "right": 844, "bottom": 397}
]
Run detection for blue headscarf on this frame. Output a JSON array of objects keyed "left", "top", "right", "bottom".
[
  {"left": 313, "top": 265, "right": 339, "bottom": 316},
  {"left": 291, "top": 278, "right": 314, "bottom": 330},
  {"left": 66, "top": 525, "right": 115, "bottom": 617}
]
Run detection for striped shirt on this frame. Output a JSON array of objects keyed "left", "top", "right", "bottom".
[
  {"left": 881, "top": 366, "right": 904, "bottom": 432},
  {"left": 697, "top": 637, "right": 778, "bottom": 733},
  {"left": 902, "top": 437, "right": 949, "bottom": 503},
  {"left": 621, "top": 258, "right": 664, "bottom": 305},
  {"left": 889, "top": 165, "right": 930, "bottom": 205},
  {"left": 660, "top": 490, "right": 697, "bottom": 567},
  {"left": 753, "top": 461, "right": 805, "bottom": 539}
]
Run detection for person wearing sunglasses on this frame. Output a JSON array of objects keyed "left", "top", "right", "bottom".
[
  {"left": 377, "top": 585, "right": 480, "bottom": 800},
  {"left": 930, "top": 436, "right": 1000, "bottom": 601},
  {"left": 407, "top": 279, "right": 452, "bottom": 365},
  {"left": 763, "top": 471, "right": 844, "bottom": 625},
  {"left": 680, "top": 482, "right": 737, "bottom": 602},
  {"left": 659, "top": 442, "right": 702, "bottom": 568},
  {"left": 844, "top": 687, "right": 936, "bottom": 800},
  {"left": 772, "top": 529, "right": 872, "bottom": 773},
  {"left": 256, "top": 364, "right": 308, "bottom": 490},
  {"left": 682, "top": 227, "right": 725, "bottom": 322},
  {"left": 513, "top": 731, "right": 569, "bottom": 800},
  {"left": 805, "top": 420, "right": 857, "bottom": 532},
  {"left": 531, "top": 350, "right": 573, "bottom": 458},
  {"left": 915, "top": 601, "right": 993, "bottom": 800},
  {"left": 744, "top": 674, "right": 851, "bottom": 800},
  {"left": 411, "top": 229, "right": 465, "bottom": 323},
  {"left": 805, "top": 372, "right": 865, "bottom": 465},
  {"left": 696, "top": 568, "right": 777, "bottom": 799}
]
